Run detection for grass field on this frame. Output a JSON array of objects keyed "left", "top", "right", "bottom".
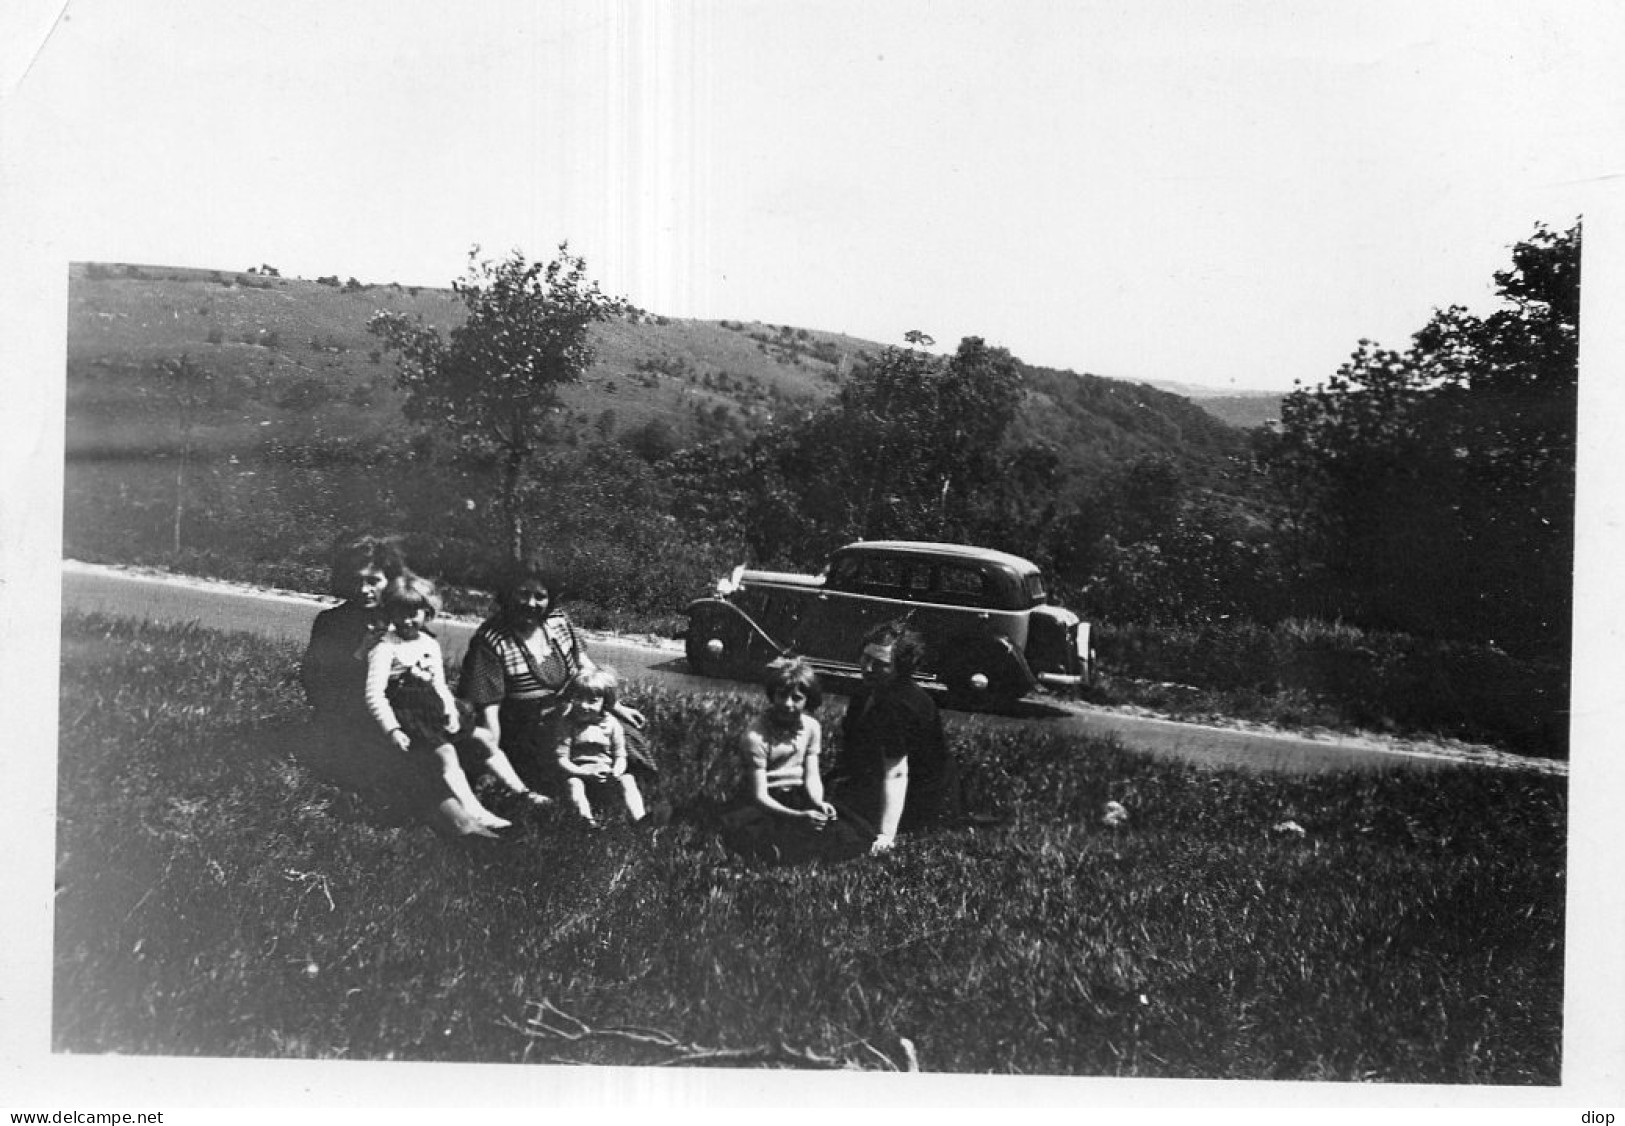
[{"left": 54, "top": 612, "right": 1566, "bottom": 1080}]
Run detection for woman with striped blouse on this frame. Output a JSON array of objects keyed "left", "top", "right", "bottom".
[{"left": 459, "top": 559, "right": 648, "bottom": 790}]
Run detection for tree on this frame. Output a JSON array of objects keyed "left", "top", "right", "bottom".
[
  {"left": 368, "top": 245, "right": 628, "bottom": 561},
  {"left": 154, "top": 353, "right": 214, "bottom": 555},
  {"left": 811, "top": 337, "right": 1025, "bottom": 541},
  {"left": 1263, "top": 221, "right": 1578, "bottom": 655}
]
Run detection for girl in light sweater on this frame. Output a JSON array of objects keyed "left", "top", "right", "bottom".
[
  {"left": 366, "top": 574, "right": 548, "bottom": 832},
  {"left": 738, "top": 658, "right": 836, "bottom": 827}
]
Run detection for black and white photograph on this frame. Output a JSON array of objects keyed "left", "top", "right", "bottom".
[{"left": 2, "top": 0, "right": 1622, "bottom": 1117}]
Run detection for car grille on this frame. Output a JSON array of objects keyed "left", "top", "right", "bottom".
[{"left": 1025, "top": 613, "right": 1075, "bottom": 674}]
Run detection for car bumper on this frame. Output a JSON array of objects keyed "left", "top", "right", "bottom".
[{"left": 1037, "top": 671, "right": 1085, "bottom": 688}]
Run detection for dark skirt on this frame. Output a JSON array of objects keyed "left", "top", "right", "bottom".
[
  {"left": 718, "top": 787, "right": 874, "bottom": 865},
  {"left": 387, "top": 680, "right": 454, "bottom": 751}
]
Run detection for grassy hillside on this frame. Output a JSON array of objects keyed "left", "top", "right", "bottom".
[
  {"left": 65, "top": 263, "right": 873, "bottom": 459},
  {"left": 64, "top": 261, "right": 1263, "bottom": 466}
]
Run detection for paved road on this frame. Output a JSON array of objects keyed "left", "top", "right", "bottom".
[{"left": 63, "top": 561, "right": 1547, "bottom": 777}]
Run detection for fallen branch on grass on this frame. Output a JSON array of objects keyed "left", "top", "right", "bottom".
[{"left": 501, "top": 998, "right": 918, "bottom": 1071}]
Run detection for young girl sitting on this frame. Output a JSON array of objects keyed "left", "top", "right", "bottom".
[
  {"left": 740, "top": 657, "right": 837, "bottom": 828},
  {"left": 365, "top": 575, "right": 549, "bottom": 833},
  {"left": 550, "top": 666, "right": 647, "bottom": 828},
  {"left": 717, "top": 659, "right": 870, "bottom": 864}
]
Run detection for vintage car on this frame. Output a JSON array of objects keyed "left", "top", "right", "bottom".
[{"left": 683, "top": 540, "right": 1091, "bottom": 707}]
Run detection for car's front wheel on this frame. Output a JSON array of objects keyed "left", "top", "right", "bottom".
[
  {"left": 937, "top": 636, "right": 1031, "bottom": 713},
  {"left": 684, "top": 607, "right": 746, "bottom": 677}
]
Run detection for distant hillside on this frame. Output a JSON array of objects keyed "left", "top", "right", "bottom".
[
  {"left": 63, "top": 261, "right": 1258, "bottom": 485},
  {"left": 1137, "top": 378, "right": 1283, "bottom": 429}
]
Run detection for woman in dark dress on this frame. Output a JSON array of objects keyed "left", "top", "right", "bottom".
[
  {"left": 831, "top": 621, "right": 962, "bottom": 853},
  {"left": 301, "top": 535, "right": 493, "bottom": 838}
]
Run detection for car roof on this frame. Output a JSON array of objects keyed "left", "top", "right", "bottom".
[{"left": 836, "top": 540, "right": 1041, "bottom": 574}]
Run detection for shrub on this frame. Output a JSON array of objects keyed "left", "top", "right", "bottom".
[{"left": 1094, "top": 617, "right": 1567, "bottom": 756}]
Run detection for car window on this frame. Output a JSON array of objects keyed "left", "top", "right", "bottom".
[
  {"left": 856, "top": 557, "right": 906, "bottom": 590},
  {"left": 828, "top": 557, "right": 861, "bottom": 588},
  {"left": 931, "top": 564, "right": 988, "bottom": 605},
  {"left": 1024, "top": 573, "right": 1047, "bottom": 602}
]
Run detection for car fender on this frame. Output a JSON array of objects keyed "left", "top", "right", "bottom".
[
  {"left": 935, "top": 631, "right": 1038, "bottom": 702},
  {"left": 683, "top": 597, "right": 790, "bottom": 672}
]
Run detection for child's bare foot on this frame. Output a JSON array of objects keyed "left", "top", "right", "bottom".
[
  {"left": 514, "top": 790, "right": 553, "bottom": 809},
  {"left": 479, "top": 812, "right": 513, "bottom": 830}
]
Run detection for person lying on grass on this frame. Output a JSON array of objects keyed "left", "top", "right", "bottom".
[
  {"left": 365, "top": 574, "right": 551, "bottom": 833},
  {"left": 829, "top": 621, "right": 962, "bottom": 854},
  {"left": 547, "top": 666, "right": 647, "bottom": 828},
  {"left": 301, "top": 534, "right": 495, "bottom": 840}
]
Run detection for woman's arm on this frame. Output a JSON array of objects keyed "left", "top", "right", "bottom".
[
  {"left": 872, "top": 756, "right": 909, "bottom": 851},
  {"left": 611, "top": 701, "right": 646, "bottom": 730},
  {"left": 479, "top": 703, "right": 503, "bottom": 747}
]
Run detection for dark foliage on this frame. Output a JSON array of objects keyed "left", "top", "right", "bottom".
[{"left": 1261, "top": 222, "right": 1577, "bottom": 661}]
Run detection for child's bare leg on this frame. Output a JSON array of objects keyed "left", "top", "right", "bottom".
[
  {"left": 428, "top": 796, "right": 497, "bottom": 839},
  {"left": 565, "top": 777, "right": 595, "bottom": 822},
  {"left": 433, "top": 744, "right": 510, "bottom": 829},
  {"left": 618, "top": 774, "right": 646, "bottom": 821},
  {"left": 468, "top": 728, "right": 530, "bottom": 795}
]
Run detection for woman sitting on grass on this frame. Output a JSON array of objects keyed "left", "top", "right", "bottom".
[
  {"left": 829, "top": 621, "right": 962, "bottom": 854},
  {"left": 459, "top": 558, "right": 650, "bottom": 790},
  {"left": 365, "top": 573, "right": 551, "bottom": 834},
  {"left": 548, "top": 666, "right": 647, "bottom": 828},
  {"left": 301, "top": 535, "right": 492, "bottom": 840}
]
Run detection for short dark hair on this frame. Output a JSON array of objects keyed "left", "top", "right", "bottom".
[
  {"left": 764, "top": 657, "right": 822, "bottom": 711},
  {"left": 862, "top": 620, "right": 925, "bottom": 677},
  {"left": 328, "top": 534, "right": 407, "bottom": 596},
  {"left": 494, "top": 557, "right": 567, "bottom": 612}
]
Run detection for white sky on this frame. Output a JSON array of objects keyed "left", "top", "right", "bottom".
[{"left": 3, "top": 0, "right": 1620, "bottom": 390}]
